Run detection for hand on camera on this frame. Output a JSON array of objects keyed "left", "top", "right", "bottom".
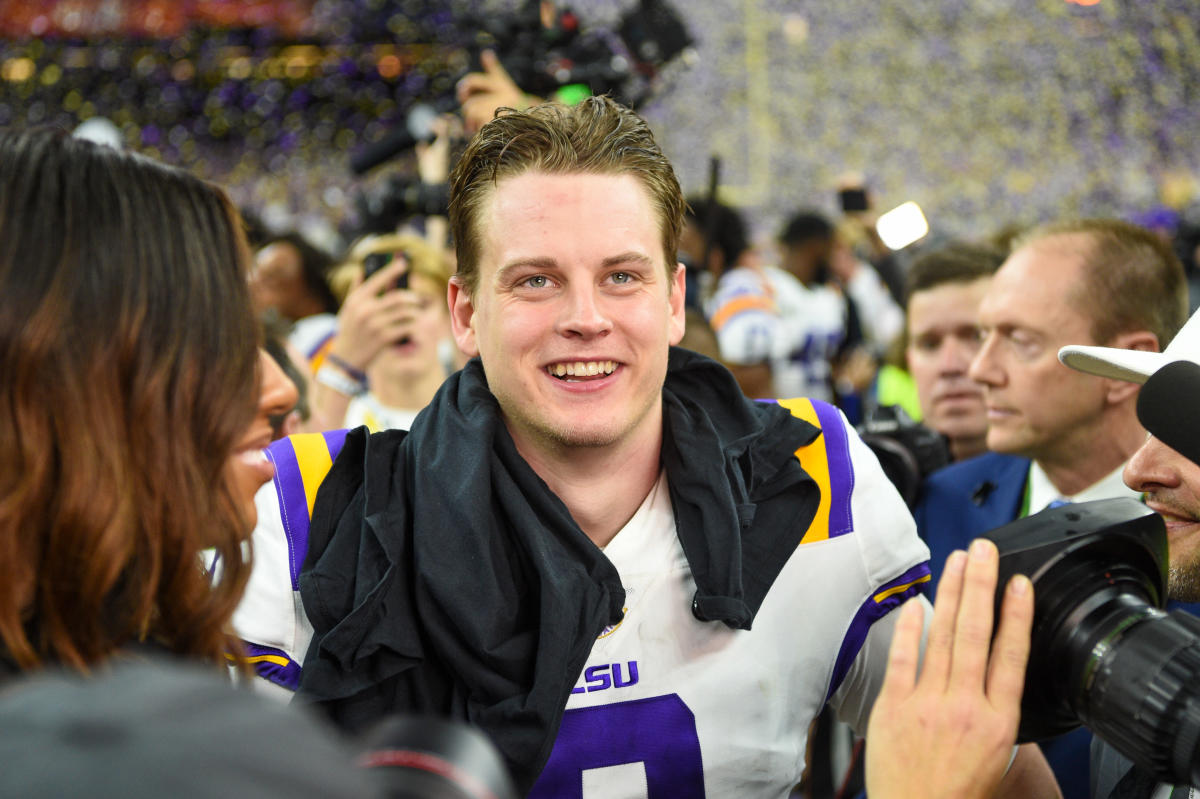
[{"left": 866, "top": 539, "right": 1035, "bottom": 799}]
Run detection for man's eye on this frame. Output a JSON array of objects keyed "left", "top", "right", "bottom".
[
  {"left": 524, "top": 275, "right": 549, "bottom": 288},
  {"left": 917, "top": 337, "right": 940, "bottom": 351},
  {"left": 611, "top": 272, "right": 632, "bottom": 284}
]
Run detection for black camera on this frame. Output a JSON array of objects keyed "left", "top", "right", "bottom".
[
  {"left": 987, "top": 498, "right": 1200, "bottom": 787},
  {"left": 357, "top": 715, "right": 517, "bottom": 799},
  {"left": 354, "top": 177, "right": 450, "bottom": 235},
  {"left": 856, "top": 405, "right": 951, "bottom": 509},
  {"left": 363, "top": 251, "right": 410, "bottom": 292}
]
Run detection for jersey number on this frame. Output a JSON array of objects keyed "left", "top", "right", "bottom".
[{"left": 528, "top": 694, "right": 705, "bottom": 798}]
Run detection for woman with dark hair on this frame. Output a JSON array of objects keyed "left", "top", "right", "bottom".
[{"left": 0, "top": 129, "right": 296, "bottom": 673}]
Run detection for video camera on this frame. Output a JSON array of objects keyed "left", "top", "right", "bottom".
[
  {"left": 986, "top": 360, "right": 1200, "bottom": 787},
  {"left": 357, "top": 715, "right": 517, "bottom": 799},
  {"left": 856, "top": 405, "right": 951, "bottom": 510},
  {"left": 347, "top": 0, "right": 692, "bottom": 234}
]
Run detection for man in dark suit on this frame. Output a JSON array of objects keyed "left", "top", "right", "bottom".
[
  {"left": 916, "top": 219, "right": 1187, "bottom": 586},
  {"left": 913, "top": 218, "right": 1189, "bottom": 799},
  {"left": 867, "top": 307, "right": 1200, "bottom": 799}
]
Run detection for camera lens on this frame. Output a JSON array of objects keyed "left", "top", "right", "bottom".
[{"left": 989, "top": 498, "right": 1200, "bottom": 786}]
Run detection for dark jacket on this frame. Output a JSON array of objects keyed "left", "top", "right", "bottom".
[{"left": 296, "top": 348, "right": 823, "bottom": 792}]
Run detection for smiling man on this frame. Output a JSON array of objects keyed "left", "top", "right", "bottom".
[
  {"left": 231, "top": 98, "right": 1059, "bottom": 798},
  {"left": 913, "top": 217, "right": 1188, "bottom": 799}
]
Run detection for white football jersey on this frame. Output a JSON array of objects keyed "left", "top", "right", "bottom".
[
  {"left": 706, "top": 265, "right": 848, "bottom": 401},
  {"left": 235, "top": 403, "right": 931, "bottom": 799},
  {"left": 527, "top": 399, "right": 930, "bottom": 798}
]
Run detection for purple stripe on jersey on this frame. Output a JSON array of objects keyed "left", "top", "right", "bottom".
[
  {"left": 824, "top": 561, "right": 932, "bottom": 703},
  {"left": 811, "top": 399, "right": 855, "bottom": 538},
  {"left": 265, "top": 438, "right": 308, "bottom": 591},
  {"left": 322, "top": 427, "right": 349, "bottom": 456},
  {"left": 304, "top": 329, "right": 336, "bottom": 361},
  {"left": 271, "top": 430, "right": 350, "bottom": 590},
  {"left": 242, "top": 642, "right": 302, "bottom": 692}
]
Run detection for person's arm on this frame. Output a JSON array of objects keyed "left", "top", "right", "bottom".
[
  {"left": 414, "top": 115, "right": 458, "bottom": 255},
  {"left": 865, "top": 540, "right": 1057, "bottom": 799}
]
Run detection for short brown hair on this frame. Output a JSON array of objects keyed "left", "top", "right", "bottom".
[
  {"left": 1014, "top": 218, "right": 1188, "bottom": 348},
  {"left": 448, "top": 95, "right": 685, "bottom": 297},
  {"left": 905, "top": 240, "right": 1006, "bottom": 302}
]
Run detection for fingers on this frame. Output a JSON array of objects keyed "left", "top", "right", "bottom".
[
  {"left": 948, "top": 539, "right": 1001, "bottom": 691},
  {"left": 986, "top": 574, "right": 1034, "bottom": 712},
  {"left": 879, "top": 597, "right": 926, "bottom": 699},
  {"left": 480, "top": 49, "right": 505, "bottom": 77},
  {"left": 358, "top": 257, "right": 408, "bottom": 295},
  {"left": 456, "top": 51, "right": 510, "bottom": 99},
  {"left": 921, "top": 549, "right": 967, "bottom": 690},
  {"left": 456, "top": 71, "right": 492, "bottom": 101}
]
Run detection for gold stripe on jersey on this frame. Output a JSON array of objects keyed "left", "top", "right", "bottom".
[
  {"left": 777, "top": 397, "right": 833, "bottom": 544},
  {"left": 291, "top": 433, "right": 335, "bottom": 518}
]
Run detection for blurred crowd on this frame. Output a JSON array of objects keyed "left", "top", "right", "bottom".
[{"left": 7, "top": 4, "right": 1200, "bottom": 799}]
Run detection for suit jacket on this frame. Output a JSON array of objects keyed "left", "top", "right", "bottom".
[
  {"left": 914, "top": 451, "right": 1093, "bottom": 799},
  {"left": 914, "top": 451, "right": 1029, "bottom": 590}
]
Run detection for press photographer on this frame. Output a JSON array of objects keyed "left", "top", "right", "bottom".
[{"left": 866, "top": 308, "right": 1200, "bottom": 799}]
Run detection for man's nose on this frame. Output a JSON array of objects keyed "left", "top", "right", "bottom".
[
  {"left": 937, "top": 337, "right": 971, "bottom": 375},
  {"left": 556, "top": 284, "right": 613, "bottom": 339},
  {"left": 967, "top": 334, "right": 1002, "bottom": 386},
  {"left": 1124, "top": 435, "right": 1181, "bottom": 493}
]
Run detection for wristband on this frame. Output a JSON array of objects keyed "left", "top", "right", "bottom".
[
  {"left": 315, "top": 364, "right": 365, "bottom": 397},
  {"left": 324, "top": 353, "right": 369, "bottom": 384}
]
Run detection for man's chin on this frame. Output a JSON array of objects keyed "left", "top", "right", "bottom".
[
  {"left": 1168, "top": 565, "right": 1200, "bottom": 603},
  {"left": 1168, "top": 535, "right": 1200, "bottom": 602}
]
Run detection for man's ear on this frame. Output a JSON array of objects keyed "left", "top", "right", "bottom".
[
  {"left": 1104, "top": 330, "right": 1160, "bottom": 405},
  {"left": 448, "top": 276, "right": 479, "bottom": 358},
  {"left": 668, "top": 263, "right": 687, "bottom": 346}
]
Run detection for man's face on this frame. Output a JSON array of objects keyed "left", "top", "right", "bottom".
[
  {"left": 968, "top": 239, "right": 1110, "bottom": 460},
  {"left": 449, "top": 171, "right": 686, "bottom": 458},
  {"left": 1124, "top": 435, "right": 1200, "bottom": 601},
  {"left": 250, "top": 242, "right": 304, "bottom": 319},
  {"left": 779, "top": 238, "right": 833, "bottom": 286},
  {"left": 906, "top": 277, "right": 991, "bottom": 452},
  {"left": 678, "top": 221, "right": 715, "bottom": 274}
]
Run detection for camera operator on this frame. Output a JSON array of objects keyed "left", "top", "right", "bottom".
[{"left": 867, "top": 307, "right": 1200, "bottom": 799}]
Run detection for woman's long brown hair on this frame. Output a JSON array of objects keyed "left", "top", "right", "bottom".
[{"left": 0, "top": 131, "right": 260, "bottom": 671}]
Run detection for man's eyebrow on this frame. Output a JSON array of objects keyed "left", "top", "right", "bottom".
[
  {"left": 496, "top": 257, "right": 557, "bottom": 279},
  {"left": 602, "top": 252, "right": 655, "bottom": 268}
]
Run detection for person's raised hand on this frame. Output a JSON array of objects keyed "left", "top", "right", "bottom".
[
  {"left": 328, "top": 257, "right": 419, "bottom": 372},
  {"left": 865, "top": 538, "right": 1034, "bottom": 799},
  {"left": 456, "top": 50, "right": 534, "bottom": 133}
]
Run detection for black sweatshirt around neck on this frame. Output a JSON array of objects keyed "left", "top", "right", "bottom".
[{"left": 297, "top": 348, "right": 821, "bottom": 792}]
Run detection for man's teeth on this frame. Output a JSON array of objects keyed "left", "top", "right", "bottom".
[{"left": 547, "top": 361, "right": 617, "bottom": 378}]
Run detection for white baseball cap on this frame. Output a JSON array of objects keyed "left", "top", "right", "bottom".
[{"left": 1058, "top": 306, "right": 1200, "bottom": 383}]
